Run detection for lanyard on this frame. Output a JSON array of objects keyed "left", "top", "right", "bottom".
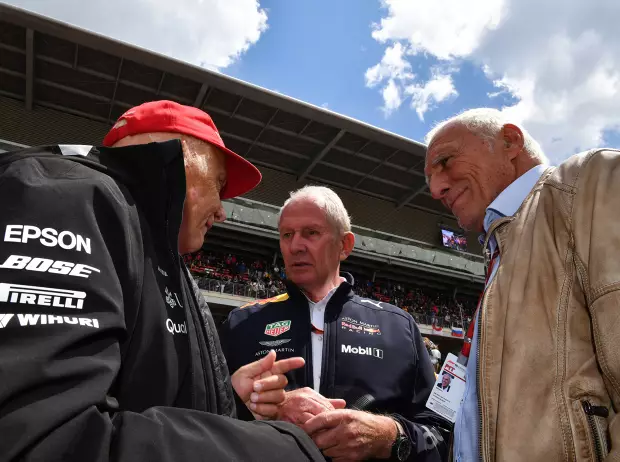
[{"left": 460, "top": 249, "right": 499, "bottom": 358}]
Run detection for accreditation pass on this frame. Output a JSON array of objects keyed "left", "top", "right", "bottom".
[{"left": 425, "top": 353, "right": 467, "bottom": 423}]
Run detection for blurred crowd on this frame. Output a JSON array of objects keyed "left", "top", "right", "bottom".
[
  {"left": 185, "top": 250, "right": 477, "bottom": 328},
  {"left": 184, "top": 250, "right": 287, "bottom": 299},
  {"left": 351, "top": 277, "right": 476, "bottom": 328}
]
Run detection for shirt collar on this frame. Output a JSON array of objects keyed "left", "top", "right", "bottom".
[
  {"left": 483, "top": 164, "right": 548, "bottom": 234},
  {"left": 304, "top": 277, "right": 346, "bottom": 307}
]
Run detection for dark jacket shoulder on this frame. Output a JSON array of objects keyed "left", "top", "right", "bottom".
[{"left": 230, "top": 293, "right": 291, "bottom": 318}]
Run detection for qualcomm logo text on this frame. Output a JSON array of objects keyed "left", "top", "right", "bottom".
[
  {"left": 0, "top": 313, "right": 99, "bottom": 328},
  {"left": 341, "top": 344, "right": 384, "bottom": 359},
  {"left": 0, "top": 255, "right": 100, "bottom": 278},
  {"left": 4, "top": 225, "right": 92, "bottom": 254},
  {"left": 0, "top": 283, "right": 86, "bottom": 309}
]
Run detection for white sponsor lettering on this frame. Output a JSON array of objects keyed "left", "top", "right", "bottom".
[
  {"left": 0, "top": 283, "right": 86, "bottom": 309},
  {"left": 158, "top": 266, "right": 168, "bottom": 277},
  {"left": 0, "top": 313, "right": 99, "bottom": 328},
  {"left": 341, "top": 344, "right": 384, "bottom": 359},
  {"left": 360, "top": 299, "right": 383, "bottom": 309},
  {"left": 255, "top": 347, "right": 295, "bottom": 357},
  {"left": 166, "top": 318, "right": 187, "bottom": 335},
  {"left": 0, "top": 313, "right": 14, "bottom": 327},
  {"left": 0, "top": 255, "right": 100, "bottom": 278},
  {"left": 4, "top": 225, "right": 91, "bottom": 254}
]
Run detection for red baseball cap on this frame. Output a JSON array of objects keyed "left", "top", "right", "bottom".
[{"left": 103, "top": 100, "right": 261, "bottom": 199}]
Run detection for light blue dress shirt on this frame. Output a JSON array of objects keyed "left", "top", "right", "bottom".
[{"left": 453, "top": 164, "right": 547, "bottom": 462}]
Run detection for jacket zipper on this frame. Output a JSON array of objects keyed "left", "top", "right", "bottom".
[
  {"left": 316, "top": 284, "right": 346, "bottom": 397},
  {"left": 477, "top": 219, "right": 509, "bottom": 462},
  {"left": 319, "top": 317, "right": 329, "bottom": 396},
  {"left": 477, "top": 247, "right": 492, "bottom": 462},
  {"left": 582, "top": 400, "right": 609, "bottom": 462},
  {"left": 318, "top": 289, "right": 336, "bottom": 396},
  {"left": 306, "top": 303, "right": 314, "bottom": 389},
  {"left": 476, "top": 295, "right": 484, "bottom": 462}
]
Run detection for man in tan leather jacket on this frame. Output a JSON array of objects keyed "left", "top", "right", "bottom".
[{"left": 424, "top": 108, "right": 619, "bottom": 461}]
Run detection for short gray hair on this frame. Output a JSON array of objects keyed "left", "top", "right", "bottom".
[
  {"left": 425, "top": 108, "right": 548, "bottom": 164},
  {"left": 280, "top": 185, "right": 352, "bottom": 235}
]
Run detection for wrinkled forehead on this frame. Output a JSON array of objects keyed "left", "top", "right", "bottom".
[
  {"left": 425, "top": 122, "right": 464, "bottom": 162},
  {"left": 423, "top": 123, "right": 473, "bottom": 180},
  {"left": 279, "top": 198, "right": 330, "bottom": 228}
]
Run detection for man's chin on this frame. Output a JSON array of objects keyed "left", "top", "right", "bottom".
[
  {"left": 456, "top": 214, "right": 484, "bottom": 233},
  {"left": 288, "top": 273, "right": 314, "bottom": 288},
  {"left": 456, "top": 219, "right": 472, "bottom": 232},
  {"left": 178, "top": 234, "right": 206, "bottom": 255}
]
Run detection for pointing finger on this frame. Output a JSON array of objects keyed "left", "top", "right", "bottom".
[
  {"left": 236, "top": 350, "right": 276, "bottom": 379},
  {"left": 271, "top": 356, "right": 305, "bottom": 375}
]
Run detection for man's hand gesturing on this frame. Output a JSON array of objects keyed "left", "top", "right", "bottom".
[{"left": 231, "top": 350, "right": 305, "bottom": 420}]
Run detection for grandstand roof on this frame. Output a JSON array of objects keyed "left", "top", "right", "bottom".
[{"left": 0, "top": 4, "right": 482, "bottom": 257}]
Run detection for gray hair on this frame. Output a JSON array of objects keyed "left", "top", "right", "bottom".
[
  {"left": 425, "top": 108, "right": 548, "bottom": 164},
  {"left": 279, "top": 185, "right": 352, "bottom": 236}
]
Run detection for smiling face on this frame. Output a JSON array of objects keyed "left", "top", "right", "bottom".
[
  {"left": 278, "top": 199, "right": 353, "bottom": 295},
  {"left": 424, "top": 122, "right": 517, "bottom": 232},
  {"left": 178, "top": 138, "right": 227, "bottom": 254},
  {"left": 442, "top": 373, "right": 452, "bottom": 388}
]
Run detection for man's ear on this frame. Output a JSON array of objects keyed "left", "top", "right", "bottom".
[
  {"left": 340, "top": 232, "right": 355, "bottom": 261},
  {"left": 502, "top": 124, "right": 524, "bottom": 161}
]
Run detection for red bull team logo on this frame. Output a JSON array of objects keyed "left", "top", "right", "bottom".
[{"left": 264, "top": 320, "right": 291, "bottom": 337}]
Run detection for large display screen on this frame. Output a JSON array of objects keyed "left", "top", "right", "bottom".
[{"left": 441, "top": 229, "right": 467, "bottom": 252}]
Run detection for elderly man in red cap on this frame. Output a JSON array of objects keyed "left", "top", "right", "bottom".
[{"left": 0, "top": 100, "right": 323, "bottom": 462}]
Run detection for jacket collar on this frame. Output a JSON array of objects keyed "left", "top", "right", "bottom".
[
  {"left": 483, "top": 166, "right": 555, "bottom": 258},
  {"left": 98, "top": 141, "right": 186, "bottom": 255},
  {"left": 285, "top": 272, "right": 355, "bottom": 307},
  {"left": 3, "top": 142, "right": 187, "bottom": 256},
  {"left": 484, "top": 164, "right": 549, "bottom": 233}
]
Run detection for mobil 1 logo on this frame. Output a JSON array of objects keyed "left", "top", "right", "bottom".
[{"left": 341, "top": 344, "right": 384, "bottom": 359}]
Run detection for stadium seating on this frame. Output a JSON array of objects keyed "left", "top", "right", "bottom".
[
  {"left": 223, "top": 198, "right": 486, "bottom": 277},
  {"left": 186, "top": 250, "right": 477, "bottom": 330}
]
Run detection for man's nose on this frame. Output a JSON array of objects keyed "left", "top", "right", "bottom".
[
  {"left": 289, "top": 233, "right": 305, "bottom": 253},
  {"left": 428, "top": 172, "right": 450, "bottom": 200},
  {"left": 214, "top": 204, "right": 226, "bottom": 223}
]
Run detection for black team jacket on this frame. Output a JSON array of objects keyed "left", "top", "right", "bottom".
[
  {"left": 0, "top": 142, "right": 323, "bottom": 462},
  {"left": 220, "top": 274, "right": 452, "bottom": 462}
]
